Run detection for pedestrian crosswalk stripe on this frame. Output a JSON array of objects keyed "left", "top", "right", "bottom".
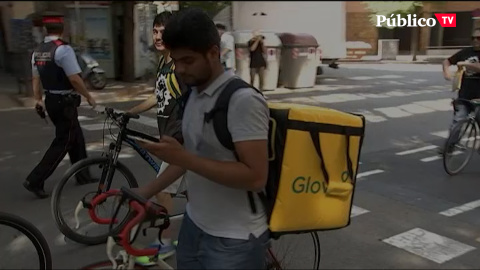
[
  {"left": 439, "top": 199, "right": 480, "bottom": 217},
  {"left": 78, "top": 116, "right": 93, "bottom": 121},
  {"left": 420, "top": 155, "right": 442, "bottom": 162},
  {"left": 398, "top": 103, "right": 435, "bottom": 114},
  {"left": 350, "top": 205, "right": 369, "bottom": 218},
  {"left": 431, "top": 130, "right": 449, "bottom": 139},
  {"left": 357, "top": 169, "right": 384, "bottom": 179},
  {"left": 396, "top": 145, "right": 438, "bottom": 156},
  {"left": 382, "top": 228, "right": 475, "bottom": 264},
  {"left": 374, "top": 107, "right": 412, "bottom": 118},
  {"left": 81, "top": 123, "right": 117, "bottom": 131}
]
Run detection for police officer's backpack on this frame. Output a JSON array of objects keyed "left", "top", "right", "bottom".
[{"left": 182, "top": 77, "right": 366, "bottom": 239}]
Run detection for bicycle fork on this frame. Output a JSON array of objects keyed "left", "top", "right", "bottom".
[{"left": 74, "top": 144, "right": 118, "bottom": 229}]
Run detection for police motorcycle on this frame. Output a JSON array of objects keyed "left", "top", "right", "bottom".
[{"left": 74, "top": 48, "right": 107, "bottom": 90}]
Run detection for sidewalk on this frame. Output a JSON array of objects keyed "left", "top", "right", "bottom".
[
  {"left": 0, "top": 71, "right": 23, "bottom": 109},
  {"left": 5, "top": 78, "right": 155, "bottom": 109},
  {"left": 338, "top": 54, "right": 445, "bottom": 64}
]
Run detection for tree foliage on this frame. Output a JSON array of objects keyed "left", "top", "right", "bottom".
[{"left": 179, "top": 1, "right": 231, "bottom": 18}]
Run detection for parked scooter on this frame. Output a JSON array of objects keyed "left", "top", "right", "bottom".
[{"left": 75, "top": 51, "right": 107, "bottom": 90}]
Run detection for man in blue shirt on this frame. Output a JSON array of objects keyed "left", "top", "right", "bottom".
[{"left": 24, "top": 12, "right": 97, "bottom": 199}]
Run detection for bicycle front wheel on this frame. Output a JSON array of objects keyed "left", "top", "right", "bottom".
[
  {"left": 51, "top": 157, "right": 139, "bottom": 245},
  {"left": 0, "top": 212, "right": 52, "bottom": 270},
  {"left": 443, "top": 119, "right": 478, "bottom": 175},
  {"left": 266, "top": 232, "right": 321, "bottom": 269}
]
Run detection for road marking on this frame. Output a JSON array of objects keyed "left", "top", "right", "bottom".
[
  {"left": 421, "top": 150, "right": 462, "bottom": 162},
  {"left": 358, "top": 93, "right": 390, "bottom": 99},
  {"left": 414, "top": 99, "right": 451, "bottom": 112},
  {"left": 384, "top": 90, "right": 409, "bottom": 97},
  {"left": 353, "top": 110, "right": 387, "bottom": 123},
  {"left": 386, "top": 81, "right": 405, "bottom": 85},
  {"left": 350, "top": 205, "right": 369, "bottom": 218},
  {"left": 312, "top": 93, "right": 366, "bottom": 103},
  {"left": 383, "top": 228, "right": 475, "bottom": 264},
  {"left": 78, "top": 116, "right": 93, "bottom": 121},
  {"left": 357, "top": 169, "right": 384, "bottom": 179},
  {"left": 439, "top": 199, "right": 480, "bottom": 217},
  {"left": 350, "top": 76, "right": 374, "bottom": 81},
  {"left": 376, "top": 75, "right": 404, "bottom": 79},
  {"left": 431, "top": 130, "right": 449, "bottom": 139},
  {"left": 81, "top": 123, "right": 118, "bottom": 131},
  {"left": 398, "top": 104, "right": 435, "bottom": 114},
  {"left": 374, "top": 107, "right": 412, "bottom": 118},
  {"left": 421, "top": 155, "right": 442, "bottom": 162},
  {"left": 0, "top": 154, "right": 15, "bottom": 162},
  {"left": 396, "top": 145, "right": 438, "bottom": 156}
]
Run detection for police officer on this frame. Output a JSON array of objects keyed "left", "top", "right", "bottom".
[{"left": 23, "top": 12, "right": 97, "bottom": 199}]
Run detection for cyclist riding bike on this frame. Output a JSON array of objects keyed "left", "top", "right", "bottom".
[
  {"left": 127, "top": 11, "right": 187, "bottom": 264},
  {"left": 439, "top": 27, "right": 480, "bottom": 154}
]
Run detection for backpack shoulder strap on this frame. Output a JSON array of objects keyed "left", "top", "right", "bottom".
[
  {"left": 204, "top": 77, "right": 261, "bottom": 152},
  {"left": 204, "top": 77, "right": 267, "bottom": 215}
]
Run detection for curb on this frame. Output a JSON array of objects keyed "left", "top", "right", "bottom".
[{"left": 337, "top": 60, "right": 438, "bottom": 65}]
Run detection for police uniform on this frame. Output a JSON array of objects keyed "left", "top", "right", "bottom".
[{"left": 24, "top": 14, "right": 93, "bottom": 198}]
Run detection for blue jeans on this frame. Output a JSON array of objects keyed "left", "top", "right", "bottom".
[{"left": 177, "top": 213, "right": 270, "bottom": 269}]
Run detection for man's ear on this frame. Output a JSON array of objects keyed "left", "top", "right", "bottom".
[{"left": 208, "top": 45, "right": 220, "bottom": 60}]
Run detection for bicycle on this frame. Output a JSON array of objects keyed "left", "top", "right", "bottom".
[
  {"left": 80, "top": 187, "right": 322, "bottom": 270},
  {"left": 0, "top": 211, "right": 52, "bottom": 269},
  {"left": 51, "top": 107, "right": 164, "bottom": 245},
  {"left": 443, "top": 98, "right": 480, "bottom": 175}
]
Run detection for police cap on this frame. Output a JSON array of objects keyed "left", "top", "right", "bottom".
[{"left": 42, "top": 11, "right": 64, "bottom": 25}]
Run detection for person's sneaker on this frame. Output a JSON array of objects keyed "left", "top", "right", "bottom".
[{"left": 135, "top": 242, "right": 176, "bottom": 266}]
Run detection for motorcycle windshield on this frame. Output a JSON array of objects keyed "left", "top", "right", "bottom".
[{"left": 80, "top": 54, "right": 98, "bottom": 65}]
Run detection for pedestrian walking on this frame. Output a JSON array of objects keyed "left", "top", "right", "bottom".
[
  {"left": 248, "top": 30, "right": 267, "bottom": 91},
  {"left": 24, "top": 12, "right": 97, "bottom": 199}
]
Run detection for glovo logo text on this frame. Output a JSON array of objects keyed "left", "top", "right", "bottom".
[{"left": 291, "top": 172, "right": 351, "bottom": 194}]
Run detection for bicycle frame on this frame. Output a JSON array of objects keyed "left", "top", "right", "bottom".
[{"left": 74, "top": 111, "right": 162, "bottom": 229}]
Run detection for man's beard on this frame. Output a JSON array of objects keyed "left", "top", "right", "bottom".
[{"left": 185, "top": 69, "right": 212, "bottom": 88}]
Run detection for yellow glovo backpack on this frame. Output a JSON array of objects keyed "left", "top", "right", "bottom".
[{"left": 201, "top": 77, "right": 366, "bottom": 239}]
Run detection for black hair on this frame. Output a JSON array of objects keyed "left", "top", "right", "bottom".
[
  {"left": 162, "top": 7, "right": 220, "bottom": 54},
  {"left": 153, "top": 11, "right": 173, "bottom": 27},
  {"left": 45, "top": 23, "right": 64, "bottom": 35},
  {"left": 215, "top": 23, "right": 226, "bottom": 30}
]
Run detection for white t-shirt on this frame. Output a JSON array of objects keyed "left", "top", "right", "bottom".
[{"left": 221, "top": 32, "right": 235, "bottom": 70}]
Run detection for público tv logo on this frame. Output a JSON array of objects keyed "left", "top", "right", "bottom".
[{"left": 376, "top": 13, "right": 456, "bottom": 27}]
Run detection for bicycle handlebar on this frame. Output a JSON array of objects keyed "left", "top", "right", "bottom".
[
  {"left": 104, "top": 107, "right": 140, "bottom": 121},
  {"left": 88, "top": 187, "right": 170, "bottom": 257}
]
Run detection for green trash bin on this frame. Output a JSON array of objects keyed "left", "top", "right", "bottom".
[
  {"left": 278, "top": 33, "right": 319, "bottom": 89},
  {"left": 233, "top": 31, "right": 282, "bottom": 91}
]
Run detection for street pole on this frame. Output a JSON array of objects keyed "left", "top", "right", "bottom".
[{"left": 74, "top": 1, "right": 80, "bottom": 45}]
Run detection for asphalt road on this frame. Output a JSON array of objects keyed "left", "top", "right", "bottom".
[{"left": 1, "top": 63, "right": 480, "bottom": 269}]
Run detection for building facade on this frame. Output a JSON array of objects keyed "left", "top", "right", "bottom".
[{"left": 346, "top": 1, "right": 480, "bottom": 56}]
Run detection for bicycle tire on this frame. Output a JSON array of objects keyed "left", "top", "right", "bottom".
[
  {"left": 51, "top": 156, "right": 139, "bottom": 245},
  {"left": 266, "top": 231, "right": 320, "bottom": 269},
  {"left": 80, "top": 260, "right": 148, "bottom": 269},
  {"left": 0, "top": 211, "right": 52, "bottom": 270},
  {"left": 443, "top": 119, "right": 477, "bottom": 175}
]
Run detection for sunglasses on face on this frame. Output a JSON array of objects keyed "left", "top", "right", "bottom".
[{"left": 472, "top": 36, "right": 480, "bottom": 41}]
